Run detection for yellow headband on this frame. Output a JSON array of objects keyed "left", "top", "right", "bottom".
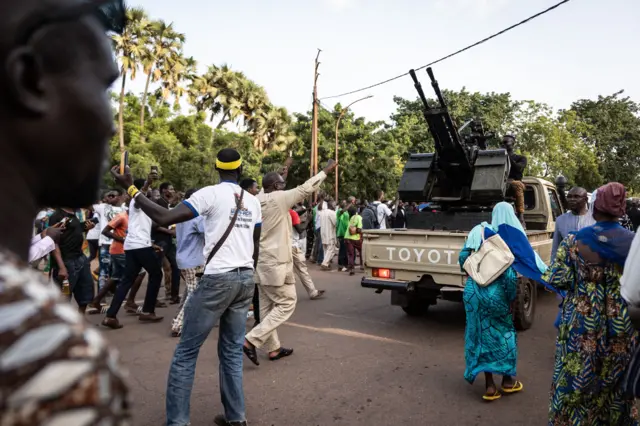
[{"left": 215, "top": 158, "right": 242, "bottom": 170}]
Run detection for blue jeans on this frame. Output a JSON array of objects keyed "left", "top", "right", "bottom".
[
  {"left": 166, "top": 268, "right": 254, "bottom": 425},
  {"left": 52, "top": 255, "right": 95, "bottom": 306},
  {"left": 98, "top": 245, "right": 111, "bottom": 291}
]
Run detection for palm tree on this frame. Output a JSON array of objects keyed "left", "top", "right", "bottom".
[
  {"left": 160, "top": 55, "right": 197, "bottom": 108},
  {"left": 190, "top": 64, "right": 257, "bottom": 129},
  {"left": 112, "top": 7, "right": 148, "bottom": 151},
  {"left": 139, "top": 20, "right": 185, "bottom": 129},
  {"left": 249, "top": 105, "right": 295, "bottom": 152}
]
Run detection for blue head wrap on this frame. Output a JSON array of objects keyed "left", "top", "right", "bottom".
[{"left": 465, "top": 202, "right": 548, "bottom": 282}]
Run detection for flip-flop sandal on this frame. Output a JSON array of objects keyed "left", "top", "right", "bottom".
[
  {"left": 502, "top": 381, "right": 524, "bottom": 394},
  {"left": 482, "top": 390, "right": 502, "bottom": 401},
  {"left": 87, "top": 305, "right": 108, "bottom": 315},
  {"left": 243, "top": 345, "right": 260, "bottom": 366},
  {"left": 269, "top": 347, "right": 294, "bottom": 361}
]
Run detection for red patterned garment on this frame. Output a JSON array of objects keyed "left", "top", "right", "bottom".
[{"left": 0, "top": 250, "right": 130, "bottom": 425}]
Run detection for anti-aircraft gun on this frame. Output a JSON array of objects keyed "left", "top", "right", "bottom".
[{"left": 399, "top": 67, "right": 510, "bottom": 211}]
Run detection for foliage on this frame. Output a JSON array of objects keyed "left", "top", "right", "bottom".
[{"left": 569, "top": 91, "right": 640, "bottom": 190}]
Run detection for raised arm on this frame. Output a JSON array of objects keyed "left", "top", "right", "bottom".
[
  {"left": 279, "top": 161, "right": 338, "bottom": 208},
  {"left": 111, "top": 166, "right": 195, "bottom": 226}
]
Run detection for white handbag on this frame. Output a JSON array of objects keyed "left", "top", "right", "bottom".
[{"left": 463, "top": 226, "right": 515, "bottom": 287}]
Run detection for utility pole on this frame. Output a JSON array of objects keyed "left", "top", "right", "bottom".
[{"left": 311, "top": 49, "right": 321, "bottom": 201}]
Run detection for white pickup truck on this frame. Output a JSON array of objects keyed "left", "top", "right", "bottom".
[{"left": 361, "top": 177, "right": 565, "bottom": 330}]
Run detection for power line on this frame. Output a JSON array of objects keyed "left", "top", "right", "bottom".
[{"left": 320, "top": 0, "right": 572, "bottom": 101}]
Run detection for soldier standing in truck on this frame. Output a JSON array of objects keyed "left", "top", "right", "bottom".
[{"left": 502, "top": 135, "right": 528, "bottom": 227}]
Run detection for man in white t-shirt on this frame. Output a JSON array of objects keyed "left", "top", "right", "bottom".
[
  {"left": 372, "top": 189, "right": 396, "bottom": 230},
  {"left": 93, "top": 188, "right": 124, "bottom": 290},
  {"left": 111, "top": 149, "right": 261, "bottom": 426},
  {"left": 102, "top": 179, "right": 164, "bottom": 329}
]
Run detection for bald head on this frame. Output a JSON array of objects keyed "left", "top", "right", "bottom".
[
  {"left": 567, "top": 186, "right": 588, "bottom": 214},
  {"left": 262, "top": 172, "right": 284, "bottom": 193}
]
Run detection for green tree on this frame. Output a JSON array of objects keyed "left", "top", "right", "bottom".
[
  {"left": 570, "top": 91, "right": 640, "bottom": 191},
  {"left": 513, "top": 102, "right": 601, "bottom": 189}
]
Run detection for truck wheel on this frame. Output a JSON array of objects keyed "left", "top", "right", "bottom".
[
  {"left": 513, "top": 278, "right": 536, "bottom": 331},
  {"left": 401, "top": 296, "right": 434, "bottom": 317}
]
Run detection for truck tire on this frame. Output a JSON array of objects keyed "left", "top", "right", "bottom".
[
  {"left": 401, "top": 295, "right": 434, "bottom": 317},
  {"left": 513, "top": 277, "right": 536, "bottom": 331}
]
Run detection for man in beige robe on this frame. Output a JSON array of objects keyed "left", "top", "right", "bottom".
[
  {"left": 319, "top": 200, "right": 337, "bottom": 270},
  {"left": 243, "top": 160, "right": 337, "bottom": 364}
]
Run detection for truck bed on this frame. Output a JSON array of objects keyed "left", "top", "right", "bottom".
[{"left": 362, "top": 228, "right": 552, "bottom": 288}]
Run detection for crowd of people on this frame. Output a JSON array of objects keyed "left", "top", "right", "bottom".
[{"left": 4, "top": 2, "right": 640, "bottom": 426}]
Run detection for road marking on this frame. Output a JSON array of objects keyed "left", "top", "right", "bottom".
[
  {"left": 285, "top": 322, "right": 415, "bottom": 346},
  {"left": 324, "top": 312, "right": 391, "bottom": 326}
]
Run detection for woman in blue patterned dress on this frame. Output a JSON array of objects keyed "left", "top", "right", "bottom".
[
  {"left": 545, "top": 182, "right": 638, "bottom": 425},
  {"left": 460, "top": 202, "right": 548, "bottom": 401}
]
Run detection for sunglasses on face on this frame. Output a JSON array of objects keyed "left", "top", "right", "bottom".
[{"left": 15, "top": 0, "right": 126, "bottom": 45}]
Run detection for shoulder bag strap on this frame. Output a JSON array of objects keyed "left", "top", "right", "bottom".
[{"left": 199, "top": 189, "right": 245, "bottom": 275}]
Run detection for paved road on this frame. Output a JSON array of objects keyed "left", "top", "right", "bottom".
[{"left": 91, "top": 265, "right": 563, "bottom": 426}]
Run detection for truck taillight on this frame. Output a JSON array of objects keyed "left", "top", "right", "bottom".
[{"left": 373, "top": 268, "right": 393, "bottom": 279}]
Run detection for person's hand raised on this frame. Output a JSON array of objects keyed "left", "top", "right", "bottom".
[
  {"left": 323, "top": 159, "right": 338, "bottom": 175},
  {"left": 111, "top": 165, "right": 133, "bottom": 190}
]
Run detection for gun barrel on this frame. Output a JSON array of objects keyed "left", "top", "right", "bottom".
[
  {"left": 409, "top": 69, "right": 431, "bottom": 111},
  {"left": 426, "top": 67, "right": 447, "bottom": 108}
]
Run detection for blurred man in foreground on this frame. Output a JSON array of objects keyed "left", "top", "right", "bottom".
[{"left": 0, "top": 0, "right": 129, "bottom": 422}]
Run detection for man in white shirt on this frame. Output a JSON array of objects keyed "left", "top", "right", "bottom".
[
  {"left": 372, "top": 189, "right": 395, "bottom": 230},
  {"left": 111, "top": 148, "right": 261, "bottom": 426},
  {"left": 93, "top": 188, "right": 124, "bottom": 290},
  {"left": 243, "top": 160, "right": 337, "bottom": 367},
  {"left": 290, "top": 206, "right": 324, "bottom": 299},
  {"left": 320, "top": 200, "right": 338, "bottom": 270},
  {"left": 102, "top": 179, "right": 164, "bottom": 329}
]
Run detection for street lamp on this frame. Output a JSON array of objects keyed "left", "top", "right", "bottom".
[{"left": 334, "top": 95, "right": 373, "bottom": 201}]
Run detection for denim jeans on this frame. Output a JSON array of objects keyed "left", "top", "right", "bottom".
[
  {"left": 98, "top": 245, "right": 111, "bottom": 291},
  {"left": 52, "top": 255, "right": 95, "bottom": 306},
  {"left": 166, "top": 268, "right": 254, "bottom": 425}
]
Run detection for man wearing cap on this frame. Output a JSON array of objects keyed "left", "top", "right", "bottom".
[
  {"left": 242, "top": 160, "right": 337, "bottom": 365},
  {"left": 112, "top": 148, "right": 261, "bottom": 426}
]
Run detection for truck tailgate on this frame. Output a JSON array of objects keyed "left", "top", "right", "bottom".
[{"left": 363, "top": 230, "right": 468, "bottom": 287}]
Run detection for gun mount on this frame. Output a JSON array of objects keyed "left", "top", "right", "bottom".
[{"left": 398, "top": 67, "right": 510, "bottom": 208}]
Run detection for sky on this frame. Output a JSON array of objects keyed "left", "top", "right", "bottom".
[{"left": 128, "top": 0, "right": 640, "bottom": 124}]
